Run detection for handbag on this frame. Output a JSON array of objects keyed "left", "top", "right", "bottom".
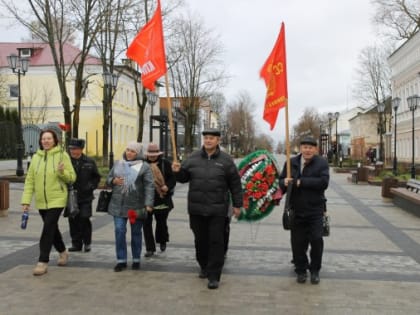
[
  {"left": 96, "top": 190, "right": 112, "bottom": 213},
  {"left": 135, "top": 208, "right": 147, "bottom": 220},
  {"left": 282, "top": 207, "right": 294, "bottom": 230},
  {"left": 64, "top": 185, "right": 80, "bottom": 218}
]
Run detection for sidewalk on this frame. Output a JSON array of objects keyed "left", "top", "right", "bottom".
[{"left": 1, "top": 168, "right": 420, "bottom": 314}]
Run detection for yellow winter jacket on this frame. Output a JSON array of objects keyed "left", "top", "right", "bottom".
[{"left": 21, "top": 146, "right": 76, "bottom": 210}]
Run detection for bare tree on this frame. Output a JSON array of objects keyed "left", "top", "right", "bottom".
[
  {"left": 167, "top": 13, "right": 227, "bottom": 153},
  {"left": 1, "top": 0, "right": 103, "bottom": 144},
  {"left": 226, "top": 91, "right": 257, "bottom": 155},
  {"left": 22, "top": 85, "right": 52, "bottom": 124},
  {"left": 254, "top": 133, "right": 274, "bottom": 152},
  {"left": 353, "top": 44, "right": 391, "bottom": 106},
  {"left": 291, "top": 107, "right": 322, "bottom": 149},
  {"left": 371, "top": 0, "right": 420, "bottom": 40}
]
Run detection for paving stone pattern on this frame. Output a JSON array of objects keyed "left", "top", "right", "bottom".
[{"left": 1, "top": 162, "right": 420, "bottom": 314}]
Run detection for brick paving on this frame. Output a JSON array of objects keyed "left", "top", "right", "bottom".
[{"left": 1, "top": 159, "right": 420, "bottom": 314}]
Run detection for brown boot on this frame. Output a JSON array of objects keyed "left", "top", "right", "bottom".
[
  {"left": 57, "top": 251, "right": 68, "bottom": 266},
  {"left": 33, "top": 262, "right": 48, "bottom": 276}
]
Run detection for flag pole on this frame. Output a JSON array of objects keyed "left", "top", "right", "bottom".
[
  {"left": 284, "top": 99, "right": 291, "bottom": 178},
  {"left": 163, "top": 73, "right": 178, "bottom": 163}
]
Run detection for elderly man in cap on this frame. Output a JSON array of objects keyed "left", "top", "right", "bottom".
[
  {"left": 67, "top": 138, "right": 101, "bottom": 252},
  {"left": 279, "top": 136, "right": 329, "bottom": 284},
  {"left": 172, "top": 128, "right": 243, "bottom": 290}
]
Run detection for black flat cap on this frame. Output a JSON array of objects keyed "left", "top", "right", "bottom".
[
  {"left": 68, "top": 138, "right": 85, "bottom": 149},
  {"left": 300, "top": 136, "right": 317, "bottom": 146},
  {"left": 202, "top": 128, "right": 221, "bottom": 137}
]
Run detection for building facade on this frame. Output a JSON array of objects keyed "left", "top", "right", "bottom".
[
  {"left": 0, "top": 42, "right": 156, "bottom": 160},
  {"left": 388, "top": 31, "right": 420, "bottom": 168}
]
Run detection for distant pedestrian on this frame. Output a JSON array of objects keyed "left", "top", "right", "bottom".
[
  {"left": 67, "top": 138, "right": 101, "bottom": 253},
  {"left": 106, "top": 142, "right": 154, "bottom": 272},
  {"left": 143, "top": 143, "right": 176, "bottom": 257},
  {"left": 21, "top": 129, "right": 76, "bottom": 276},
  {"left": 279, "top": 136, "right": 329, "bottom": 285},
  {"left": 172, "top": 128, "right": 243, "bottom": 290}
]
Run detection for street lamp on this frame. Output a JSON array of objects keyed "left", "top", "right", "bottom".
[
  {"left": 392, "top": 97, "right": 401, "bottom": 175},
  {"left": 102, "top": 72, "right": 119, "bottom": 169},
  {"left": 328, "top": 112, "right": 333, "bottom": 163},
  {"left": 407, "top": 95, "right": 419, "bottom": 179},
  {"left": 334, "top": 112, "right": 339, "bottom": 166},
  {"left": 377, "top": 102, "right": 385, "bottom": 162},
  {"left": 7, "top": 54, "right": 29, "bottom": 177},
  {"left": 146, "top": 91, "right": 158, "bottom": 143}
]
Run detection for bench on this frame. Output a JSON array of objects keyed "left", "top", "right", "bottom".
[{"left": 391, "top": 179, "right": 420, "bottom": 217}]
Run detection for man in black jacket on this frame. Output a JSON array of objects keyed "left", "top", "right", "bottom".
[
  {"left": 279, "top": 136, "right": 329, "bottom": 284},
  {"left": 67, "top": 139, "right": 101, "bottom": 252},
  {"left": 172, "top": 128, "right": 243, "bottom": 290}
]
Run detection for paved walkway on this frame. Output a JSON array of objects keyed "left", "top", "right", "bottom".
[{"left": 1, "top": 162, "right": 420, "bottom": 314}]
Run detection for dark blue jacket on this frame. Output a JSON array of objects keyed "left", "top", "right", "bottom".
[{"left": 279, "top": 154, "right": 329, "bottom": 217}]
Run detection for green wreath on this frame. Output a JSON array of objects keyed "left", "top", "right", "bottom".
[{"left": 237, "top": 150, "right": 282, "bottom": 222}]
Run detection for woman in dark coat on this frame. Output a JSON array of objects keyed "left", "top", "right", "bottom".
[{"left": 143, "top": 143, "right": 176, "bottom": 257}]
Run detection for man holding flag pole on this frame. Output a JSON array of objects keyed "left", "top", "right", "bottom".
[{"left": 260, "top": 23, "right": 330, "bottom": 284}]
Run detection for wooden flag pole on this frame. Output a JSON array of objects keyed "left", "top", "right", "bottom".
[
  {"left": 284, "top": 99, "right": 291, "bottom": 178},
  {"left": 163, "top": 73, "right": 178, "bottom": 163}
]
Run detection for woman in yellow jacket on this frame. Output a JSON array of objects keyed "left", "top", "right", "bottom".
[{"left": 21, "top": 129, "right": 76, "bottom": 276}]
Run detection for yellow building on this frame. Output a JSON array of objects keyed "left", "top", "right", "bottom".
[{"left": 0, "top": 42, "right": 156, "bottom": 160}]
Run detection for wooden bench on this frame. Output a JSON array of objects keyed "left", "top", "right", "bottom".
[{"left": 391, "top": 179, "right": 420, "bottom": 217}]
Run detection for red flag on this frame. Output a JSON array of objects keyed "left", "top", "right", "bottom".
[
  {"left": 260, "top": 22, "right": 288, "bottom": 130},
  {"left": 126, "top": 0, "right": 166, "bottom": 91}
]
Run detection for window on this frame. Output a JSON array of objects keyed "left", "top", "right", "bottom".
[
  {"left": 9, "top": 85, "right": 18, "bottom": 98},
  {"left": 20, "top": 48, "right": 31, "bottom": 58}
]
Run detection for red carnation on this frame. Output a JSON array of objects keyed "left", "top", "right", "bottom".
[
  {"left": 127, "top": 209, "right": 137, "bottom": 224},
  {"left": 58, "top": 123, "right": 71, "bottom": 132}
]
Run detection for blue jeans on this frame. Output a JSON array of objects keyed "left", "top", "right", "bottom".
[{"left": 113, "top": 216, "right": 143, "bottom": 263}]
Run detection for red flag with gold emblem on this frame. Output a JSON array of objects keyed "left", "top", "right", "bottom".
[
  {"left": 260, "top": 23, "right": 288, "bottom": 130},
  {"left": 126, "top": 0, "right": 166, "bottom": 91}
]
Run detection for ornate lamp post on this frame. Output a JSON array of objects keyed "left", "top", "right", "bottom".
[
  {"left": 146, "top": 90, "right": 158, "bottom": 143},
  {"left": 102, "top": 72, "right": 119, "bottom": 169},
  {"left": 334, "top": 112, "right": 339, "bottom": 166},
  {"left": 392, "top": 97, "right": 401, "bottom": 176},
  {"left": 407, "top": 95, "right": 419, "bottom": 179},
  {"left": 7, "top": 54, "right": 29, "bottom": 177},
  {"left": 328, "top": 112, "right": 333, "bottom": 162},
  {"left": 377, "top": 102, "right": 385, "bottom": 162}
]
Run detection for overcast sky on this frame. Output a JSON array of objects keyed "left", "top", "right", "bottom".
[
  {"left": 186, "top": 0, "right": 379, "bottom": 139},
  {"left": 0, "top": 0, "right": 379, "bottom": 141}
]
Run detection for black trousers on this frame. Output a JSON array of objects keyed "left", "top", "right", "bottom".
[
  {"left": 291, "top": 215, "right": 324, "bottom": 275},
  {"left": 143, "top": 209, "right": 170, "bottom": 252},
  {"left": 189, "top": 214, "right": 225, "bottom": 281},
  {"left": 224, "top": 216, "right": 231, "bottom": 255},
  {"left": 38, "top": 208, "right": 66, "bottom": 263},
  {"left": 68, "top": 203, "right": 92, "bottom": 248}
]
